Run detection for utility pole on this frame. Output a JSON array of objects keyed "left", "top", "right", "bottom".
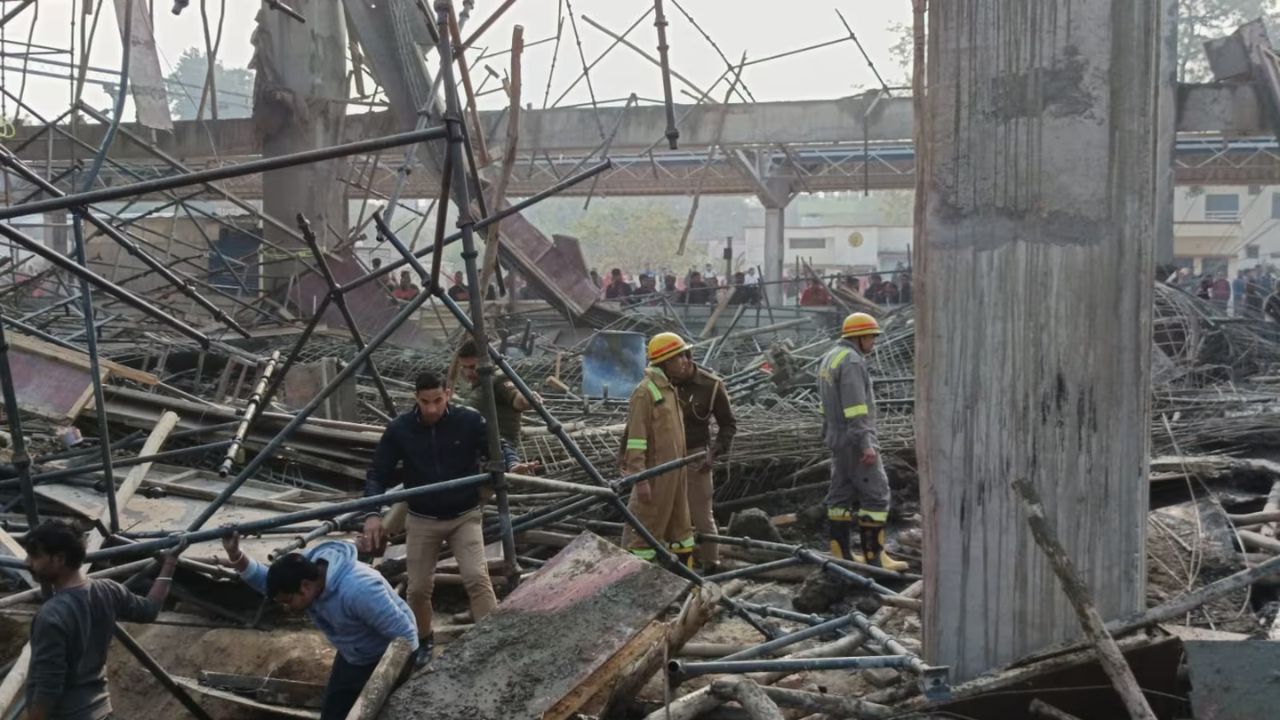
[{"left": 916, "top": 0, "right": 1168, "bottom": 680}]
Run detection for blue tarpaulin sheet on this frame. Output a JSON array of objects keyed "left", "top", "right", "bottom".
[{"left": 582, "top": 332, "right": 646, "bottom": 399}]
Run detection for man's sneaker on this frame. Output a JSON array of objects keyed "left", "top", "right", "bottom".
[{"left": 414, "top": 634, "right": 435, "bottom": 669}]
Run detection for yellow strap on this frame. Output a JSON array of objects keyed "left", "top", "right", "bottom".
[
  {"left": 828, "top": 507, "right": 853, "bottom": 521},
  {"left": 857, "top": 509, "right": 889, "bottom": 524},
  {"left": 626, "top": 438, "right": 648, "bottom": 451},
  {"left": 843, "top": 404, "right": 868, "bottom": 419},
  {"left": 828, "top": 348, "right": 851, "bottom": 370},
  {"left": 629, "top": 547, "right": 657, "bottom": 560}
]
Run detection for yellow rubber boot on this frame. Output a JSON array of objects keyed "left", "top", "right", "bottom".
[{"left": 858, "top": 522, "right": 908, "bottom": 572}]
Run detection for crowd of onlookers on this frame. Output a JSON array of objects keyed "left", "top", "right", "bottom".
[
  {"left": 591, "top": 264, "right": 913, "bottom": 308},
  {"left": 371, "top": 255, "right": 914, "bottom": 309},
  {"left": 1165, "top": 265, "right": 1280, "bottom": 322}
]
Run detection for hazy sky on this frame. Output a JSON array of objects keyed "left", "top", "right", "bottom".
[{"left": 2, "top": 1, "right": 912, "bottom": 121}]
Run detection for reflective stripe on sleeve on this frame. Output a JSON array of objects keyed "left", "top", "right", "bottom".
[
  {"left": 843, "top": 404, "right": 868, "bottom": 419},
  {"left": 626, "top": 438, "right": 648, "bottom": 451}
]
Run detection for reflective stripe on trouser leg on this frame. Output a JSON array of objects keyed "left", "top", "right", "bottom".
[{"left": 670, "top": 536, "right": 695, "bottom": 569}]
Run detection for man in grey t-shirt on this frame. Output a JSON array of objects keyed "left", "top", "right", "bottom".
[{"left": 22, "top": 521, "right": 182, "bottom": 720}]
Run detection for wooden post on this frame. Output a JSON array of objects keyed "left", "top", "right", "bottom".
[
  {"left": 345, "top": 637, "right": 413, "bottom": 719},
  {"left": 1030, "top": 698, "right": 1087, "bottom": 720},
  {"left": 917, "top": 0, "right": 1165, "bottom": 680},
  {"left": 478, "top": 24, "right": 523, "bottom": 296},
  {"left": 1013, "top": 479, "right": 1158, "bottom": 720}
]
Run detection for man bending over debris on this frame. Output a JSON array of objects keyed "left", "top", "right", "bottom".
[
  {"left": 818, "top": 313, "right": 908, "bottom": 571},
  {"left": 22, "top": 519, "right": 182, "bottom": 720},
  {"left": 363, "top": 370, "right": 526, "bottom": 667},
  {"left": 219, "top": 531, "right": 417, "bottom": 720},
  {"left": 620, "top": 333, "right": 696, "bottom": 567},
  {"left": 455, "top": 339, "right": 536, "bottom": 447}
]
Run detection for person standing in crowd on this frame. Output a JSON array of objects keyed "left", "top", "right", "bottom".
[
  {"left": 681, "top": 271, "right": 712, "bottom": 304},
  {"left": 22, "top": 520, "right": 184, "bottom": 720},
  {"left": 605, "top": 268, "right": 633, "bottom": 300},
  {"left": 392, "top": 270, "right": 419, "bottom": 301},
  {"left": 800, "top": 276, "right": 832, "bottom": 306},
  {"left": 1211, "top": 273, "right": 1232, "bottom": 310},
  {"left": 447, "top": 271, "right": 470, "bottom": 302},
  {"left": 1233, "top": 270, "right": 1248, "bottom": 316},
  {"left": 728, "top": 272, "right": 759, "bottom": 305}
]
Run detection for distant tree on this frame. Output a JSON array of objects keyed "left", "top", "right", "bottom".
[
  {"left": 886, "top": 2, "right": 1280, "bottom": 84},
  {"left": 561, "top": 199, "right": 712, "bottom": 275},
  {"left": 1178, "top": 0, "right": 1279, "bottom": 82},
  {"left": 164, "top": 48, "right": 253, "bottom": 120}
]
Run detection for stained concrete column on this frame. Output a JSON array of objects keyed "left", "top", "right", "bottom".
[
  {"left": 253, "top": 0, "right": 349, "bottom": 292},
  {"left": 763, "top": 203, "right": 786, "bottom": 306},
  {"left": 917, "top": 1, "right": 1163, "bottom": 681}
]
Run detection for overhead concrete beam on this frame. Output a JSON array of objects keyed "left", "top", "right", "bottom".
[{"left": 6, "top": 85, "right": 1271, "bottom": 168}]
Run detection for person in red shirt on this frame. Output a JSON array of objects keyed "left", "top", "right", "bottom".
[{"left": 799, "top": 277, "right": 832, "bottom": 306}]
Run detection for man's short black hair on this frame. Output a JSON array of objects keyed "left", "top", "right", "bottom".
[
  {"left": 22, "top": 520, "right": 86, "bottom": 569},
  {"left": 415, "top": 370, "right": 445, "bottom": 392},
  {"left": 266, "top": 553, "right": 323, "bottom": 598},
  {"left": 457, "top": 339, "right": 479, "bottom": 358}
]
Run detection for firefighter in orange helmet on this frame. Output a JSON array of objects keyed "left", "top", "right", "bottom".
[
  {"left": 818, "top": 313, "right": 908, "bottom": 571},
  {"left": 619, "top": 332, "right": 696, "bottom": 567}
]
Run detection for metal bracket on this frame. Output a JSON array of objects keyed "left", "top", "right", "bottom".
[{"left": 918, "top": 664, "right": 952, "bottom": 701}]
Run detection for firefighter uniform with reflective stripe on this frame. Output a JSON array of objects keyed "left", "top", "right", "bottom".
[
  {"left": 619, "top": 366, "right": 694, "bottom": 564},
  {"left": 818, "top": 337, "right": 896, "bottom": 567}
]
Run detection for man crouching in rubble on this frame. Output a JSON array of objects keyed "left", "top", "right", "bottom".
[{"left": 219, "top": 531, "right": 417, "bottom": 720}]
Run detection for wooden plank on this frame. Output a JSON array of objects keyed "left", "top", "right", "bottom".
[
  {"left": 6, "top": 331, "right": 158, "bottom": 385},
  {"left": 545, "top": 621, "right": 668, "bottom": 720},
  {"left": 381, "top": 533, "right": 687, "bottom": 720},
  {"left": 0, "top": 528, "right": 34, "bottom": 588},
  {"left": 344, "top": 637, "right": 412, "bottom": 720},
  {"left": 198, "top": 671, "right": 326, "bottom": 709},
  {"left": 173, "top": 676, "right": 319, "bottom": 719},
  {"left": 86, "top": 411, "right": 179, "bottom": 555}
]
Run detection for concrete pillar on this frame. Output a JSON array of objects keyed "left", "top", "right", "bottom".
[
  {"left": 917, "top": 0, "right": 1161, "bottom": 681},
  {"left": 763, "top": 203, "right": 786, "bottom": 306},
  {"left": 253, "top": 0, "right": 349, "bottom": 292}
]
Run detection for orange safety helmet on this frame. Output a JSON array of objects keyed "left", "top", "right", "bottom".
[
  {"left": 841, "top": 312, "right": 882, "bottom": 338},
  {"left": 647, "top": 332, "right": 692, "bottom": 365}
]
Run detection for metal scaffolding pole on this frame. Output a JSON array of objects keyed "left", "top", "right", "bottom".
[
  {"left": 296, "top": 214, "right": 398, "bottom": 416},
  {"left": 432, "top": 0, "right": 519, "bottom": 583},
  {"left": 0, "top": 317, "right": 38, "bottom": 527}
]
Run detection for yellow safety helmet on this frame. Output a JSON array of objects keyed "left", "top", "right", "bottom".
[
  {"left": 648, "top": 332, "right": 692, "bottom": 365},
  {"left": 841, "top": 312, "right": 882, "bottom": 338}
]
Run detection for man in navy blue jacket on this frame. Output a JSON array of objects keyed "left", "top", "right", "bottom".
[{"left": 362, "top": 370, "right": 523, "bottom": 666}]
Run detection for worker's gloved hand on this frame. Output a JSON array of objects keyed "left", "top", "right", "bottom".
[
  {"left": 635, "top": 480, "right": 653, "bottom": 504},
  {"left": 363, "top": 515, "right": 385, "bottom": 556},
  {"left": 860, "top": 447, "right": 878, "bottom": 466}
]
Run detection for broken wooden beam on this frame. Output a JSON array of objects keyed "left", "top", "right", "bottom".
[
  {"left": 1029, "top": 698, "right": 1087, "bottom": 720},
  {"left": 1012, "top": 479, "right": 1158, "bottom": 720},
  {"left": 345, "top": 637, "right": 412, "bottom": 719},
  {"left": 708, "top": 678, "right": 785, "bottom": 720}
]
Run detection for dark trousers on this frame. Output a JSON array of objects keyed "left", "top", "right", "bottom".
[{"left": 319, "top": 654, "right": 379, "bottom": 720}]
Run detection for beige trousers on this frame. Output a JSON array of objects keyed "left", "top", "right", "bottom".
[
  {"left": 404, "top": 509, "right": 496, "bottom": 638},
  {"left": 686, "top": 463, "right": 718, "bottom": 564}
]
